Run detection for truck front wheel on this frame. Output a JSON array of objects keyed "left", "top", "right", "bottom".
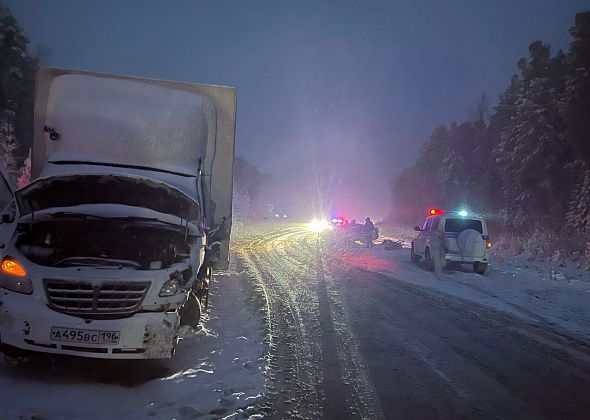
[
  {"left": 179, "top": 291, "right": 202, "bottom": 328},
  {"left": 0, "top": 343, "right": 28, "bottom": 360},
  {"left": 473, "top": 262, "right": 488, "bottom": 275}
]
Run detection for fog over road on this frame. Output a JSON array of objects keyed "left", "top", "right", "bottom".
[{"left": 234, "top": 224, "right": 590, "bottom": 420}]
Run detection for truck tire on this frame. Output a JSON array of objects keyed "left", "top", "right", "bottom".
[
  {"left": 473, "top": 262, "right": 487, "bottom": 275},
  {"left": 179, "top": 291, "right": 202, "bottom": 328},
  {"left": 195, "top": 267, "right": 211, "bottom": 310},
  {"left": 0, "top": 343, "right": 28, "bottom": 360},
  {"left": 424, "top": 247, "right": 434, "bottom": 271}
]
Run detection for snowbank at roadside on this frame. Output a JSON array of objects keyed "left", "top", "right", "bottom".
[{"left": 0, "top": 273, "right": 267, "bottom": 420}]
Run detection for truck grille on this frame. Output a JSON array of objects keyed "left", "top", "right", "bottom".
[{"left": 44, "top": 279, "right": 150, "bottom": 318}]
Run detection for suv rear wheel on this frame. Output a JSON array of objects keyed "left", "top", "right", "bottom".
[{"left": 473, "top": 262, "right": 487, "bottom": 275}]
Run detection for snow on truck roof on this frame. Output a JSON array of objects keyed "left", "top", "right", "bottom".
[{"left": 35, "top": 72, "right": 214, "bottom": 176}]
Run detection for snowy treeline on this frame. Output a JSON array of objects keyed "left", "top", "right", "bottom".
[
  {"left": 0, "top": 3, "right": 36, "bottom": 186},
  {"left": 233, "top": 156, "right": 312, "bottom": 223},
  {"left": 392, "top": 12, "right": 590, "bottom": 252},
  {"left": 233, "top": 156, "right": 273, "bottom": 222}
]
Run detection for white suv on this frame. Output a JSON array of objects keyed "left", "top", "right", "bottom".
[{"left": 411, "top": 210, "right": 491, "bottom": 274}]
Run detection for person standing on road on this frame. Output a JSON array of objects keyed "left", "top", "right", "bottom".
[
  {"left": 364, "top": 217, "right": 374, "bottom": 248},
  {"left": 430, "top": 229, "right": 447, "bottom": 278}
]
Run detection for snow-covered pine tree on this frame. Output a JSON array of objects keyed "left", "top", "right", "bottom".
[
  {"left": 0, "top": 3, "right": 37, "bottom": 175},
  {"left": 562, "top": 12, "right": 590, "bottom": 242},
  {"left": 439, "top": 121, "right": 488, "bottom": 210},
  {"left": 564, "top": 12, "right": 590, "bottom": 165},
  {"left": 494, "top": 42, "right": 569, "bottom": 230},
  {"left": 0, "top": 109, "right": 17, "bottom": 174}
]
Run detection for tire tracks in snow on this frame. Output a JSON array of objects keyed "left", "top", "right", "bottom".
[
  {"left": 236, "top": 227, "right": 323, "bottom": 418},
  {"left": 314, "top": 236, "right": 384, "bottom": 420},
  {"left": 234, "top": 226, "right": 383, "bottom": 419}
]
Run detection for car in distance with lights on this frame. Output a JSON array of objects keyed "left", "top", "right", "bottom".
[
  {"left": 411, "top": 209, "right": 491, "bottom": 274},
  {"left": 331, "top": 217, "right": 379, "bottom": 244},
  {"left": 330, "top": 217, "right": 347, "bottom": 227}
]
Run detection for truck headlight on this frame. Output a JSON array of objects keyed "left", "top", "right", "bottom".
[
  {"left": 0, "top": 257, "right": 33, "bottom": 294},
  {"left": 159, "top": 278, "right": 180, "bottom": 297}
]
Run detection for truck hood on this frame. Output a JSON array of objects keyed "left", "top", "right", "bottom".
[
  {"left": 16, "top": 203, "right": 200, "bottom": 235},
  {"left": 15, "top": 174, "right": 200, "bottom": 223}
]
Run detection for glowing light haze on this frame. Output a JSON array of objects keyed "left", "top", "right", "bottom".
[{"left": 6, "top": 0, "right": 588, "bottom": 219}]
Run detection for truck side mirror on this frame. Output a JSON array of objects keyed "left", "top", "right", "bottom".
[{"left": 413, "top": 226, "right": 421, "bottom": 231}]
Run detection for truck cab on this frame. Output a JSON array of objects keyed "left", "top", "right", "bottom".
[
  {"left": 411, "top": 209, "right": 491, "bottom": 274},
  {"left": 0, "top": 68, "right": 236, "bottom": 359}
]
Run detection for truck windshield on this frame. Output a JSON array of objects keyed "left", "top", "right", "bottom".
[{"left": 444, "top": 218, "right": 483, "bottom": 234}]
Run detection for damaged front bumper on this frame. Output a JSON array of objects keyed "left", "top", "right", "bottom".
[{"left": 0, "top": 291, "right": 180, "bottom": 359}]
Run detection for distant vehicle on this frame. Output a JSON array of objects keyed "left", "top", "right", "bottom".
[
  {"left": 0, "top": 68, "right": 236, "bottom": 359},
  {"left": 411, "top": 209, "right": 491, "bottom": 274},
  {"left": 333, "top": 218, "right": 379, "bottom": 244},
  {"left": 330, "top": 217, "right": 347, "bottom": 227}
]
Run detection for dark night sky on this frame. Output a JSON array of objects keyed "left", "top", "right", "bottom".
[{"left": 5, "top": 0, "right": 589, "bottom": 218}]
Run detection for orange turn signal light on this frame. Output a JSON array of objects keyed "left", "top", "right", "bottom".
[
  {"left": 1, "top": 258, "right": 27, "bottom": 277},
  {"left": 486, "top": 241, "right": 492, "bottom": 249}
]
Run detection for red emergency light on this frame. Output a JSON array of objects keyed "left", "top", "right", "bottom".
[{"left": 429, "top": 208, "right": 445, "bottom": 216}]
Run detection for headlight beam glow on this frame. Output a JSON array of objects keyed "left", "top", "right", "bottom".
[{"left": 308, "top": 218, "right": 332, "bottom": 232}]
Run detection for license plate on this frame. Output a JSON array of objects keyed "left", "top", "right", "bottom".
[{"left": 50, "top": 327, "right": 120, "bottom": 345}]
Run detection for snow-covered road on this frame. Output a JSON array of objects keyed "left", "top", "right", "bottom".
[
  {"left": 339, "top": 244, "right": 590, "bottom": 342},
  {"left": 234, "top": 223, "right": 590, "bottom": 419}
]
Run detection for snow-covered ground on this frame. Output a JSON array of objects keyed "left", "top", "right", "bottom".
[
  {"left": 0, "top": 272, "right": 267, "bottom": 420},
  {"left": 337, "top": 243, "right": 590, "bottom": 341}
]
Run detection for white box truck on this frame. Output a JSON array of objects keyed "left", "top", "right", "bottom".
[{"left": 0, "top": 68, "right": 236, "bottom": 359}]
